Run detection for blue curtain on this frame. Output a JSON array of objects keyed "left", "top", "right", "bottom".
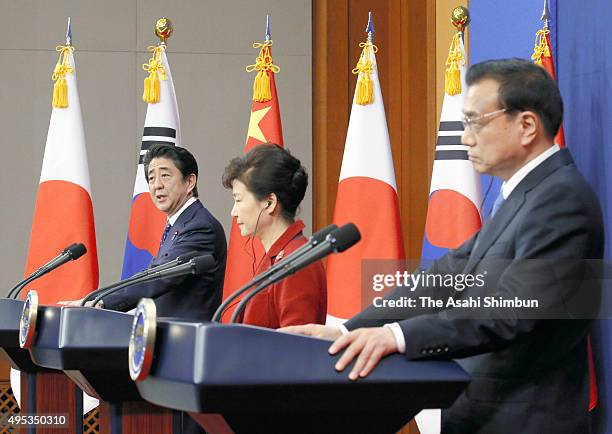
[
  {"left": 469, "top": 0, "right": 542, "bottom": 215},
  {"left": 557, "top": 1, "right": 612, "bottom": 432},
  {"left": 471, "top": 1, "right": 612, "bottom": 431}
]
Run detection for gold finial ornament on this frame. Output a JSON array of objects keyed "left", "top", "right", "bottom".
[
  {"left": 446, "top": 7, "right": 469, "bottom": 96},
  {"left": 143, "top": 18, "right": 171, "bottom": 103},
  {"left": 155, "top": 17, "right": 173, "bottom": 44},
  {"left": 451, "top": 6, "right": 470, "bottom": 33}
]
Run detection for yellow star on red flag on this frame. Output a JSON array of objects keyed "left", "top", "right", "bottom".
[{"left": 246, "top": 106, "right": 271, "bottom": 143}]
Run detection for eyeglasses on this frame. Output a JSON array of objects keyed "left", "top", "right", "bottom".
[{"left": 461, "top": 108, "right": 509, "bottom": 131}]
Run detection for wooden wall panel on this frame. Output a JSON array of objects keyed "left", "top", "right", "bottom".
[
  {"left": 402, "top": 0, "right": 437, "bottom": 261},
  {"left": 313, "top": 0, "right": 350, "bottom": 230},
  {"left": 313, "top": 0, "right": 436, "bottom": 261}
]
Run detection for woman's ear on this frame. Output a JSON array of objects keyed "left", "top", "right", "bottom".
[{"left": 265, "top": 194, "right": 278, "bottom": 213}]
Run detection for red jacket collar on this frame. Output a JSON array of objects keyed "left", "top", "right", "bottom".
[{"left": 266, "top": 220, "right": 305, "bottom": 260}]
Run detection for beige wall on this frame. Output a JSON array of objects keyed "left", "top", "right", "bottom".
[{"left": 0, "top": 0, "right": 312, "bottom": 294}]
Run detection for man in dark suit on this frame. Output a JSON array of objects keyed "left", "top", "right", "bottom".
[
  {"left": 60, "top": 144, "right": 224, "bottom": 434},
  {"left": 100, "top": 144, "right": 226, "bottom": 321},
  {"left": 284, "top": 59, "right": 604, "bottom": 433}
]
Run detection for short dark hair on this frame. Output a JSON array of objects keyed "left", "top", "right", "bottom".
[
  {"left": 143, "top": 144, "right": 199, "bottom": 197},
  {"left": 465, "top": 58, "right": 563, "bottom": 140},
  {"left": 222, "top": 144, "right": 308, "bottom": 222}
]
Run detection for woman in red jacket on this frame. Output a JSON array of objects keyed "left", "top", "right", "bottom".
[{"left": 221, "top": 143, "right": 327, "bottom": 328}]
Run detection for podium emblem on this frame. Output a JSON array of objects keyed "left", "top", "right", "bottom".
[
  {"left": 19, "top": 290, "right": 39, "bottom": 349},
  {"left": 129, "top": 298, "right": 157, "bottom": 381}
]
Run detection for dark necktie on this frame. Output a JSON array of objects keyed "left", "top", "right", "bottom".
[{"left": 160, "top": 223, "right": 172, "bottom": 246}]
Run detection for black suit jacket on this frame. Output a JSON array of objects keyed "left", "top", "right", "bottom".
[
  {"left": 346, "top": 149, "right": 604, "bottom": 433},
  {"left": 103, "top": 200, "right": 227, "bottom": 321}
]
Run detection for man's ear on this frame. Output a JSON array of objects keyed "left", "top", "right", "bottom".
[
  {"left": 186, "top": 173, "right": 197, "bottom": 193},
  {"left": 519, "top": 110, "right": 538, "bottom": 146}
]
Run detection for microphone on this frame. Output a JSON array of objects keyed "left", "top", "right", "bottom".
[
  {"left": 229, "top": 223, "right": 360, "bottom": 323},
  {"left": 81, "top": 250, "right": 200, "bottom": 305},
  {"left": 265, "top": 223, "right": 360, "bottom": 284},
  {"left": 8, "top": 243, "right": 87, "bottom": 299},
  {"left": 211, "top": 224, "right": 338, "bottom": 322},
  {"left": 137, "top": 250, "right": 200, "bottom": 275},
  {"left": 90, "top": 255, "right": 215, "bottom": 307},
  {"left": 146, "top": 254, "right": 215, "bottom": 279}
]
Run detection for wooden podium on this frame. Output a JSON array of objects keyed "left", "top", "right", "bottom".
[
  {"left": 0, "top": 298, "right": 83, "bottom": 434},
  {"left": 0, "top": 356, "right": 17, "bottom": 427},
  {"left": 27, "top": 306, "right": 183, "bottom": 434}
]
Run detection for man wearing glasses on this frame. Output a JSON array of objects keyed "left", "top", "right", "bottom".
[{"left": 285, "top": 58, "right": 604, "bottom": 433}]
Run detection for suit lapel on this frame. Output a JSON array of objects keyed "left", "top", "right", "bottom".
[
  {"left": 156, "top": 200, "right": 202, "bottom": 256},
  {"left": 464, "top": 148, "right": 574, "bottom": 274},
  {"left": 464, "top": 193, "right": 525, "bottom": 274}
]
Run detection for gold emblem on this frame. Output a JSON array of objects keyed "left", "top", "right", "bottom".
[
  {"left": 155, "top": 18, "right": 174, "bottom": 43},
  {"left": 129, "top": 298, "right": 157, "bottom": 381},
  {"left": 451, "top": 6, "right": 470, "bottom": 33},
  {"left": 19, "top": 291, "right": 39, "bottom": 349}
]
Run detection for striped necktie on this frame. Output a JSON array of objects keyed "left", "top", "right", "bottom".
[{"left": 160, "top": 223, "right": 172, "bottom": 246}]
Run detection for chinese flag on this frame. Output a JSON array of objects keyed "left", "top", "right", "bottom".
[{"left": 221, "top": 42, "right": 283, "bottom": 321}]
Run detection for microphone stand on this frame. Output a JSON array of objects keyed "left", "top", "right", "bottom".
[
  {"left": 228, "top": 223, "right": 360, "bottom": 323},
  {"left": 90, "top": 257, "right": 211, "bottom": 307},
  {"left": 212, "top": 224, "right": 338, "bottom": 322},
  {"left": 80, "top": 251, "right": 199, "bottom": 306},
  {"left": 229, "top": 240, "right": 333, "bottom": 323}
]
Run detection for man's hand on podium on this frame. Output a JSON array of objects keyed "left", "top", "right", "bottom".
[
  {"left": 280, "top": 324, "right": 342, "bottom": 341},
  {"left": 281, "top": 324, "right": 399, "bottom": 380},
  {"left": 329, "top": 327, "right": 399, "bottom": 381}
]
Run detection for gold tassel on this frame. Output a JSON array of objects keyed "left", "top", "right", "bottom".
[
  {"left": 51, "top": 45, "right": 74, "bottom": 108},
  {"left": 352, "top": 41, "right": 377, "bottom": 105},
  {"left": 54, "top": 78, "right": 68, "bottom": 108},
  {"left": 52, "top": 79, "right": 61, "bottom": 108},
  {"left": 143, "top": 72, "right": 160, "bottom": 103},
  {"left": 531, "top": 29, "right": 551, "bottom": 66},
  {"left": 246, "top": 41, "right": 280, "bottom": 103},
  {"left": 445, "top": 33, "right": 465, "bottom": 96},
  {"left": 142, "top": 45, "right": 167, "bottom": 104},
  {"left": 143, "top": 75, "right": 151, "bottom": 102},
  {"left": 356, "top": 71, "right": 373, "bottom": 105},
  {"left": 253, "top": 70, "right": 271, "bottom": 102}
]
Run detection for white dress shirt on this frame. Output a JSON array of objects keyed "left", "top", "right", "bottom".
[{"left": 168, "top": 196, "right": 197, "bottom": 226}]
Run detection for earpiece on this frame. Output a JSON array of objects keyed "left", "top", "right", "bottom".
[{"left": 266, "top": 200, "right": 272, "bottom": 208}]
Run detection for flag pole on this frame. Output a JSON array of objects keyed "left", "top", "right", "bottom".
[
  {"left": 541, "top": 0, "right": 550, "bottom": 30},
  {"left": 65, "top": 16, "right": 72, "bottom": 45}
]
